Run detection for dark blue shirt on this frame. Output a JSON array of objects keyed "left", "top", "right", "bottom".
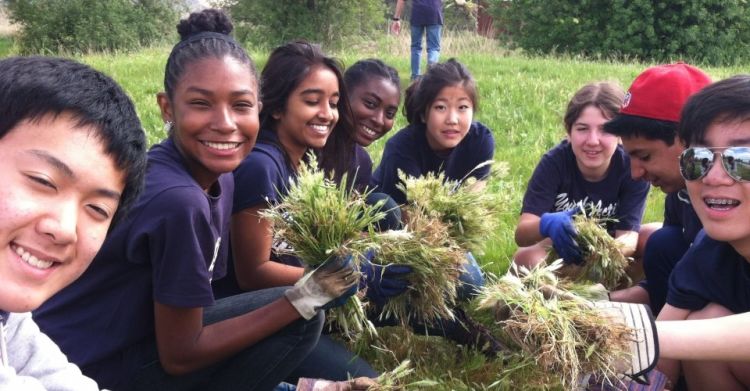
[
  {"left": 33, "top": 138, "right": 233, "bottom": 389},
  {"left": 663, "top": 189, "right": 702, "bottom": 243},
  {"left": 668, "top": 232, "right": 750, "bottom": 313},
  {"left": 410, "top": 0, "right": 443, "bottom": 26},
  {"left": 351, "top": 144, "right": 373, "bottom": 193},
  {"left": 370, "top": 121, "right": 495, "bottom": 204},
  {"left": 521, "top": 141, "right": 650, "bottom": 232}
]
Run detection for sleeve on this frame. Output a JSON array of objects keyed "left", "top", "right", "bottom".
[
  {"left": 233, "top": 151, "right": 286, "bottom": 213},
  {"left": 127, "top": 189, "right": 217, "bottom": 308},
  {"left": 666, "top": 231, "right": 711, "bottom": 310},
  {"left": 520, "top": 148, "right": 564, "bottom": 217},
  {"left": 468, "top": 122, "right": 495, "bottom": 180},
  {"left": 0, "top": 313, "right": 101, "bottom": 391},
  {"left": 370, "top": 136, "right": 423, "bottom": 205},
  {"left": 614, "top": 175, "right": 650, "bottom": 231}
]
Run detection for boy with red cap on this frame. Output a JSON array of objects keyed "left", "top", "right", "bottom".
[{"left": 603, "top": 63, "right": 712, "bottom": 315}]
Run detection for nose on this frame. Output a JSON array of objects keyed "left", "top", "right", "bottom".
[
  {"left": 702, "top": 153, "right": 735, "bottom": 185},
  {"left": 317, "top": 103, "right": 335, "bottom": 121},
  {"left": 586, "top": 129, "right": 601, "bottom": 145},
  {"left": 446, "top": 109, "right": 458, "bottom": 124},
  {"left": 211, "top": 106, "right": 237, "bottom": 134},
  {"left": 37, "top": 201, "right": 78, "bottom": 245},
  {"left": 630, "top": 160, "right": 646, "bottom": 180},
  {"left": 372, "top": 109, "right": 385, "bottom": 128}
]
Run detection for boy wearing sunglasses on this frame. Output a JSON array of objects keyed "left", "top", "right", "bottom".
[
  {"left": 603, "top": 63, "right": 712, "bottom": 314},
  {"left": 656, "top": 75, "right": 750, "bottom": 389}
]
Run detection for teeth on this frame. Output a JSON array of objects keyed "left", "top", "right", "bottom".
[
  {"left": 706, "top": 198, "right": 739, "bottom": 206},
  {"left": 362, "top": 126, "right": 377, "bottom": 137},
  {"left": 14, "top": 245, "right": 54, "bottom": 269},
  {"left": 203, "top": 141, "right": 239, "bottom": 150},
  {"left": 311, "top": 125, "right": 328, "bottom": 133}
]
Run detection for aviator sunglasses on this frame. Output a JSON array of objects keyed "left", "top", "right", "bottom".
[{"left": 679, "top": 146, "right": 750, "bottom": 182}]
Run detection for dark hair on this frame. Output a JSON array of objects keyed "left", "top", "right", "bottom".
[
  {"left": 259, "top": 40, "right": 354, "bottom": 180},
  {"left": 679, "top": 75, "right": 750, "bottom": 147},
  {"left": 563, "top": 82, "right": 624, "bottom": 133},
  {"left": 604, "top": 114, "right": 679, "bottom": 146},
  {"left": 0, "top": 56, "right": 147, "bottom": 225},
  {"left": 164, "top": 9, "right": 258, "bottom": 100},
  {"left": 403, "top": 58, "right": 478, "bottom": 125},
  {"left": 344, "top": 58, "right": 401, "bottom": 96}
]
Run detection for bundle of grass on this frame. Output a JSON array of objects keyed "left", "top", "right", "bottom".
[
  {"left": 474, "top": 261, "right": 634, "bottom": 390},
  {"left": 396, "top": 161, "right": 506, "bottom": 255},
  {"left": 261, "top": 154, "right": 386, "bottom": 338},
  {"left": 546, "top": 213, "right": 631, "bottom": 290},
  {"left": 371, "top": 208, "right": 466, "bottom": 326}
]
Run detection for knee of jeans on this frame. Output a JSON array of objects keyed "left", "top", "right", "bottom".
[{"left": 456, "top": 252, "right": 485, "bottom": 300}]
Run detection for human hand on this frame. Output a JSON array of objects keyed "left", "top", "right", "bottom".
[
  {"left": 390, "top": 20, "right": 401, "bottom": 35},
  {"left": 539, "top": 208, "right": 582, "bottom": 265},
  {"left": 593, "top": 301, "right": 658, "bottom": 384},
  {"left": 285, "top": 255, "right": 359, "bottom": 319},
  {"left": 360, "top": 250, "right": 412, "bottom": 306}
]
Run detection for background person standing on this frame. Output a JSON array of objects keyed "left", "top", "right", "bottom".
[{"left": 391, "top": 0, "right": 443, "bottom": 80}]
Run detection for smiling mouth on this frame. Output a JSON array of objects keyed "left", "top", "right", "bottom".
[
  {"left": 361, "top": 125, "right": 378, "bottom": 138},
  {"left": 310, "top": 124, "right": 330, "bottom": 134},
  {"left": 202, "top": 141, "right": 242, "bottom": 150},
  {"left": 705, "top": 197, "right": 740, "bottom": 211},
  {"left": 12, "top": 244, "right": 55, "bottom": 270}
]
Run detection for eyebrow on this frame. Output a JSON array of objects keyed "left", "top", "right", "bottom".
[
  {"left": 28, "top": 149, "right": 122, "bottom": 201},
  {"left": 185, "top": 86, "right": 255, "bottom": 97},
  {"left": 301, "top": 88, "right": 339, "bottom": 97}
]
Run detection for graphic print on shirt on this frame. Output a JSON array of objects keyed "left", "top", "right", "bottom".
[{"left": 554, "top": 193, "right": 618, "bottom": 219}]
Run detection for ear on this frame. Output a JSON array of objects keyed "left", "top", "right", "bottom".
[{"left": 156, "top": 92, "right": 173, "bottom": 123}]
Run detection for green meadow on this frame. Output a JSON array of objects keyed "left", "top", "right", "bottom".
[{"left": 2, "top": 31, "right": 746, "bottom": 388}]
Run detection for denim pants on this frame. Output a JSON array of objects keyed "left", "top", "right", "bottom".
[
  {"left": 639, "top": 226, "right": 692, "bottom": 315},
  {"left": 121, "top": 287, "right": 323, "bottom": 391},
  {"left": 410, "top": 24, "right": 442, "bottom": 80}
]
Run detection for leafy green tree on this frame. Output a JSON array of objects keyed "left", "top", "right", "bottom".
[
  {"left": 4, "top": 0, "right": 179, "bottom": 54},
  {"left": 488, "top": 0, "right": 750, "bottom": 66}
]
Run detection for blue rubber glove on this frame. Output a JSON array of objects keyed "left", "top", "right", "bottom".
[
  {"left": 539, "top": 208, "right": 583, "bottom": 265},
  {"left": 359, "top": 250, "right": 412, "bottom": 306},
  {"left": 319, "top": 254, "right": 358, "bottom": 311}
]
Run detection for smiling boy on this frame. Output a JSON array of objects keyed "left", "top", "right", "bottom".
[
  {"left": 657, "top": 75, "right": 750, "bottom": 388},
  {"left": 0, "top": 56, "right": 146, "bottom": 389}
]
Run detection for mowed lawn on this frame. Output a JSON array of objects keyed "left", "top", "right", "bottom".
[{"left": 2, "top": 31, "right": 746, "bottom": 389}]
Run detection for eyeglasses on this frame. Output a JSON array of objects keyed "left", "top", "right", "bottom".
[{"left": 679, "top": 146, "right": 750, "bottom": 182}]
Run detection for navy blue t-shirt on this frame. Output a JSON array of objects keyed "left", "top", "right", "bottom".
[
  {"left": 411, "top": 0, "right": 443, "bottom": 26},
  {"left": 351, "top": 144, "right": 373, "bottom": 193},
  {"left": 663, "top": 189, "right": 702, "bottom": 243},
  {"left": 667, "top": 232, "right": 750, "bottom": 313},
  {"left": 34, "top": 138, "right": 233, "bottom": 389},
  {"left": 370, "top": 121, "right": 495, "bottom": 204},
  {"left": 521, "top": 140, "right": 650, "bottom": 232}
]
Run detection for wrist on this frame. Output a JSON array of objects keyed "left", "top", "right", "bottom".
[{"left": 392, "top": 16, "right": 400, "bottom": 21}]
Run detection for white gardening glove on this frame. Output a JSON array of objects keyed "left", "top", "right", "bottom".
[
  {"left": 285, "top": 255, "right": 359, "bottom": 319},
  {"left": 593, "top": 301, "right": 658, "bottom": 384}
]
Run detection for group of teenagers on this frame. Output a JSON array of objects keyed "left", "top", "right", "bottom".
[{"left": 3, "top": 6, "right": 750, "bottom": 391}]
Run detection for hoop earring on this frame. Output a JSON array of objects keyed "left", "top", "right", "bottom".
[{"left": 164, "top": 121, "right": 174, "bottom": 133}]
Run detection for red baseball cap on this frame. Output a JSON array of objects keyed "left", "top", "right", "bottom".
[{"left": 620, "top": 63, "right": 712, "bottom": 122}]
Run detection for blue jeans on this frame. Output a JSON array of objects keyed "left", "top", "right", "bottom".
[
  {"left": 410, "top": 24, "right": 442, "bottom": 80},
  {"left": 639, "top": 226, "right": 691, "bottom": 315},
  {"left": 121, "top": 287, "right": 323, "bottom": 391}
]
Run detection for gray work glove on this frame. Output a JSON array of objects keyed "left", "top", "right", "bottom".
[{"left": 285, "top": 255, "right": 359, "bottom": 319}]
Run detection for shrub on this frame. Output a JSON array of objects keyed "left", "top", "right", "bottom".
[
  {"left": 4, "top": 0, "right": 179, "bottom": 54},
  {"left": 224, "top": 0, "right": 386, "bottom": 49},
  {"left": 488, "top": 0, "right": 750, "bottom": 66}
]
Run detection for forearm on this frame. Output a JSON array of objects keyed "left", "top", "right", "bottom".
[
  {"left": 394, "top": 0, "right": 404, "bottom": 18},
  {"left": 155, "top": 298, "right": 301, "bottom": 375},
  {"left": 658, "top": 314, "right": 750, "bottom": 361},
  {"left": 237, "top": 261, "right": 303, "bottom": 291},
  {"left": 515, "top": 214, "right": 543, "bottom": 246}
]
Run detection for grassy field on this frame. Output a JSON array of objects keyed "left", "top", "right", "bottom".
[{"left": 1, "top": 31, "right": 746, "bottom": 388}]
